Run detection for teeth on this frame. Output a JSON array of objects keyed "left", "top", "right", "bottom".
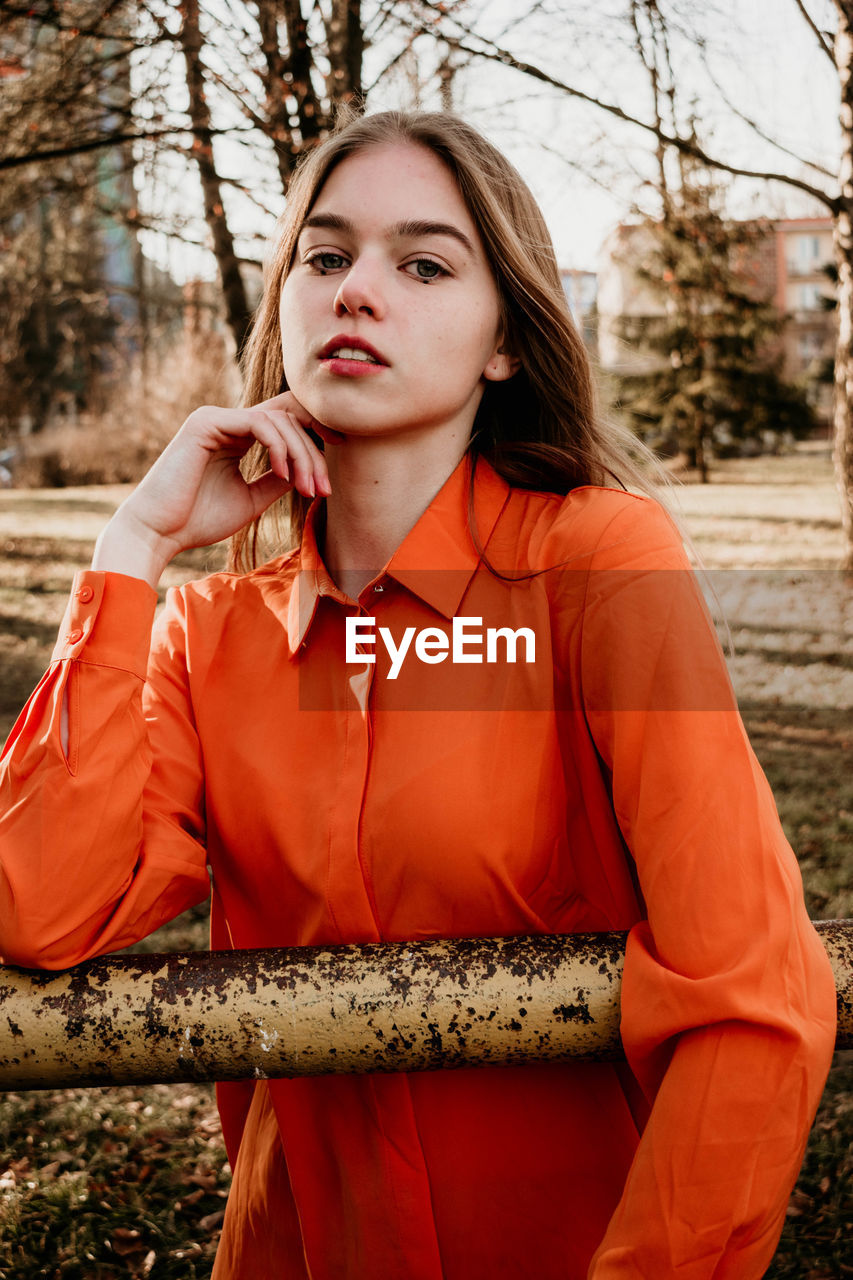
[{"left": 330, "top": 347, "right": 379, "bottom": 363}]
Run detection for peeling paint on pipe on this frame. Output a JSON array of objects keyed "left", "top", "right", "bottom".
[
  {"left": 0, "top": 923, "right": 848, "bottom": 1092},
  {"left": 821, "top": 919, "right": 853, "bottom": 1046}
]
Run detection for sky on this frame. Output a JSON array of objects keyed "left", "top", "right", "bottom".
[
  {"left": 427, "top": 0, "right": 840, "bottom": 269},
  {"left": 135, "top": 0, "right": 841, "bottom": 283}
]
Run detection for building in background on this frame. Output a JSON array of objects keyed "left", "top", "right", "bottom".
[
  {"left": 596, "top": 223, "right": 664, "bottom": 377},
  {"left": 560, "top": 268, "right": 598, "bottom": 354},
  {"left": 597, "top": 216, "right": 835, "bottom": 425},
  {"left": 0, "top": 6, "right": 188, "bottom": 438},
  {"left": 774, "top": 218, "right": 836, "bottom": 416}
]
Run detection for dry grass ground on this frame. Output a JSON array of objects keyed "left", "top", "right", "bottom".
[{"left": 0, "top": 444, "right": 850, "bottom": 1275}]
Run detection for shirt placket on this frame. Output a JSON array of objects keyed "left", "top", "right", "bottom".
[
  {"left": 323, "top": 580, "right": 385, "bottom": 943},
  {"left": 309, "top": 579, "right": 446, "bottom": 1279}
]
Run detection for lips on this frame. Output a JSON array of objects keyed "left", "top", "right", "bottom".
[{"left": 318, "top": 335, "right": 389, "bottom": 366}]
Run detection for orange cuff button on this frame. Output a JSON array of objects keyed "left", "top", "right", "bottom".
[
  {"left": 68, "top": 628, "right": 83, "bottom": 644},
  {"left": 76, "top": 586, "right": 94, "bottom": 603}
]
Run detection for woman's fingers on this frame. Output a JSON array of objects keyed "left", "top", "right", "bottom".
[
  {"left": 101, "top": 399, "right": 334, "bottom": 577},
  {"left": 185, "top": 402, "right": 330, "bottom": 499},
  {"left": 252, "top": 410, "right": 331, "bottom": 498},
  {"left": 258, "top": 390, "right": 347, "bottom": 446}
]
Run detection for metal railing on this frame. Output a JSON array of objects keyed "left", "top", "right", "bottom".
[{"left": 0, "top": 922, "right": 849, "bottom": 1091}]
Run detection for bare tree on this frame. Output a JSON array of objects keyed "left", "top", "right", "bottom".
[
  {"left": 178, "top": 0, "right": 252, "bottom": 355},
  {"left": 0, "top": 1, "right": 153, "bottom": 436},
  {"left": 0, "top": 0, "right": 375, "bottom": 418},
  {"left": 0, "top": 1, "right": 182, "bottom": 173},
  {"left": 407, "top": 0, "right": 853, "bottom": 565},
  {"left": 173, "top": 0, "right": 368, "bottom": 353}
]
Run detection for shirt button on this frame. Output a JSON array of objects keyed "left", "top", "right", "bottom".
[
  {"left": 76, "top": 586, "right": 94, "bottom": 603},
  {"left": 68, "top": 628, "right": 83, "bottom": 644},
  {"left": 373, "top": 582, "right": 384, "bottom": 593}
]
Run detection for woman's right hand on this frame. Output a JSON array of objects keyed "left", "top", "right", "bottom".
[{"left": 92, "top": 392, "right": 341, "bottom": 587}]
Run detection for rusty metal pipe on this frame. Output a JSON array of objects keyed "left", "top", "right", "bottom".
[{"left": 0, "top": 922, "right": 849, "bottom": 1092}]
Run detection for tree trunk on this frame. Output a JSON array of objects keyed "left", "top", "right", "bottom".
[
  {"left": 324, "top": 0, "right": 363, "bottom": 109},
  {"left": 283, "top": 0, "right": 326, "bottom": 148},
  {"left": 256, "top": 0, "right": 299, "bottom": 192},
  {"left": 834, "top": 3, "right": 853, "bottom": 569},
  {"left": 178, "top": 0, "right": 252, "bottom": 358},
  {"left": 438, "top": 46, "right": 455, "bottom": 111}
]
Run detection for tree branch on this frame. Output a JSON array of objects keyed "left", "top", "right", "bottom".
[
  {"left": 404, "top": 1, "right": 838, "bottom": 212},
  {"left": 792, "top": 0, "right": 836, "bottom": 62},
  {"left": 362, "top": 32, "right": 420, "bottom": 96},
  {"left": 697, "top": 45, "right": 836, "bottom": 179},
  {"left": 0, "top": 126, "right": 257, "bottom": 172},
  {"left": 1, "top": 0, "right": 144, "bottom": 43},
  {"left": 97, "top": 199, "right": 266, "bottom": 266}
]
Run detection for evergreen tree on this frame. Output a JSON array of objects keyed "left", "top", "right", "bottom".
[{"left": 615, "top": 152, "right": 816, "bottom": 481}]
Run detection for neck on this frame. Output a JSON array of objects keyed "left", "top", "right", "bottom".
[{"left": 321, "top": 427, "right": 469, "bottom": 600}]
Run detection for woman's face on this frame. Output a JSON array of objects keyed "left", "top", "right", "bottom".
[{"left": 278, "top": 141, "right": 515, "bottom": 443}]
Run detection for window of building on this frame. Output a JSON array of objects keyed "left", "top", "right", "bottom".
[
  {"left": 797, "top": 234, "right": 822, "bottom": 268},
  {"left": 798, "top": 283, "right": 826, "bottom": 310}
]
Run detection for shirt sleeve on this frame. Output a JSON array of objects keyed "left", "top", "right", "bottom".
[
  {"left": 570, "top": 496, "right": 837, "bottom": 1278},
  {"left": 0, "top": 570, "right": 211, "bottom": 969}
]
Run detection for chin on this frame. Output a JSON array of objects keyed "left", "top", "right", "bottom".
[
  {"left": 312, "top": 409, "right": 390, "bottom": 437},
  {"left": 293, "top": 389, "right": 370, "bottom": 436}
]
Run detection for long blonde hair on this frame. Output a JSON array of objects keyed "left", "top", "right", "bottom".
[{"left": 230, "top": 110, "right": 659, "bottom": 571}]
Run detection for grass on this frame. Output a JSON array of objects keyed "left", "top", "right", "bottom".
[
  {"left": 0, "top": 1086, "right": 227, "bottom": 1279},
  {"left": 0, "top": 443, "right": 850, "bottom": 1274}
]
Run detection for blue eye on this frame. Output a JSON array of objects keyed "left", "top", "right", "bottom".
[{"left": 307, "top": 251, "right": 347, "bottom": 273}]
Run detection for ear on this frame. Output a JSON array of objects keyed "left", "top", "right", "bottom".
[{"left": 483, "top": 343, "right": 521, "bottom": 383}]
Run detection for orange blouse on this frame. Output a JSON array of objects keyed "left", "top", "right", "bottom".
[{"left": 0, "top": 455, "right": 836, "bottom": 1278}]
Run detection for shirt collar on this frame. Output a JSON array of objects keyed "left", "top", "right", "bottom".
[{"left": 286, "top": 453, "right": 511, "bottom": 655}]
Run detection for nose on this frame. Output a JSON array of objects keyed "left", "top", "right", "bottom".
[{"left": 333, "top": 256, "right": 385, "bottom": 319}]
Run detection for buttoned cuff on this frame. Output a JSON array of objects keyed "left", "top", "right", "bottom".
[{"left": 51, "top": 570, "right": 159, "bottom": 679}]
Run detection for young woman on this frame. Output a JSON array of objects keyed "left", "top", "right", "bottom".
[{"left": 0, "top": 111, "right": 836, "bottom": 1278}]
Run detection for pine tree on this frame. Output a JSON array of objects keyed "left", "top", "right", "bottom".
[{"left": 615, "top": 152, "right": 816, "bottom": 481}]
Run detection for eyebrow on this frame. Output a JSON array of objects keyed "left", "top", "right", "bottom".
[{"left": 300, "top": 212, "right": 476, "bottom": 256}]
